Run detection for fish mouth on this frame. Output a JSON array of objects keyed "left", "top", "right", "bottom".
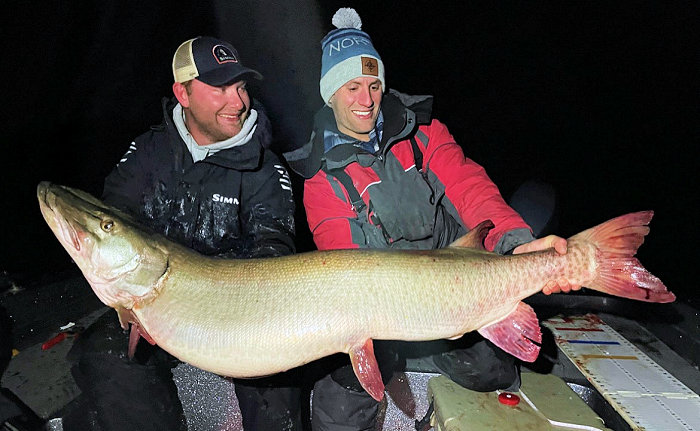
[
  {"left": 38, "top": 183, "right": 82, "bottom": 252},
  {"left": 59, "top": 215, "right": 81, "bottom": 252}
]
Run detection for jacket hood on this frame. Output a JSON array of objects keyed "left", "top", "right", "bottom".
[
  {"left": 284, "top": 90, "right": 433, "bottom": 179},
  {"left": 159, "top": 97, "right": 273, "bottom": 171}
]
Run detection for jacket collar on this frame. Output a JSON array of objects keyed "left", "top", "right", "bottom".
[{"left": 284, "top": 90, "right": 434, "bottom": 178}]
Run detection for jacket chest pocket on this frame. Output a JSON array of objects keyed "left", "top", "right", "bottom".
[
  {"left": 366, "top": 159, "right": 438, "bottom": 242},
  {"left": 176, "top": 171, "right": 243, "bottom": 255}
]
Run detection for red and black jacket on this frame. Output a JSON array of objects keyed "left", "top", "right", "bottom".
[{"left": 285, "top": 90, "right": 533, "bottom": 253}]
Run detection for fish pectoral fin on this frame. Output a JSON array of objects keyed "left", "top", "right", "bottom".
[
  {"left": 116, "top": 306, "right": 131, "bottom": 331},
  {"left": 348, "top": 339, "right": 385, "bottom": 402},
  {"left": 127, "top": 322, "right": 157, "bottom": 359},
  {"left": 449, "top": 220, "right": 493, "bottom": 250},
  {"left": 116, "top": 306, "right": 156, "bottom": 359},
  {"left": 477, "top": 301, "right": 542, "bottom": 362}
]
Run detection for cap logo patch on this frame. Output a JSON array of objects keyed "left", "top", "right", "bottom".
[
  {"left": 212, "top": 45, "right": 238, "bottom": 64},
  {"left": 361, "top": 56, "right": 379, "bottom": 77}
]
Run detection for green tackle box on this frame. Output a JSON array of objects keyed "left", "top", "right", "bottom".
[{"left": 428, "top": 373, "right": 613, "bottom": 430}]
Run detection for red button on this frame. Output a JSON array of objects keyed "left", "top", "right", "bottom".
[{"left": 498, "top": 392, "right": 520, "bottom": 406}]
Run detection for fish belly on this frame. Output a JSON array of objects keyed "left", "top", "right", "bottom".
[{"left": 133, "top": 248, "right": 546, "bottom": 377}]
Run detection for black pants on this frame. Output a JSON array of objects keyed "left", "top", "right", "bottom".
[
  {"left": 66, "top": 310, "right": 304, "bottom": 431},
  {"left": 309, "top": 336, "right": 519, "bottom": 431},
  {"left": 311, "top": 374, "right": 378, "bottom": 431},
  {"left": 234, "top": 372, "right": 305, "bottom": 430}
]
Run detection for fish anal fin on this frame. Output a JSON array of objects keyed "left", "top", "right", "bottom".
[
  {"left": 478, "top": 301, "right": 542, "bottom": 362},
  {"left": 116, "top": 306, "right": 156, "bottom": 359},
  {"left": 349, "top": 339, "right": 385, "bottom": 401},
  {"left": 449, "top": 220, "right": 493, "bottom": 250}
]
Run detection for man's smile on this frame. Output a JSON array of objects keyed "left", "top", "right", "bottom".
[{"left": 352, "top": 110, "right": 373, "bottom": 118}]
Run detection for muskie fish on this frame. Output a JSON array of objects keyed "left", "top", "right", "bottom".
[{"left": 37, "top": 182, "right": 674, "bottom": 401}]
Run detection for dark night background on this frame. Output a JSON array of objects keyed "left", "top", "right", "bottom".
[{"left": 1, "top": 1, "right": 697, "bottom": 306}]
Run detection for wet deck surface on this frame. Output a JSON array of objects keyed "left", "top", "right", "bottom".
[{"left": 2, "top": 272, "right": 699, "bottom": 430}]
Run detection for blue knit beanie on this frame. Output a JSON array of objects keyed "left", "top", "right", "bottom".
[{"left": 319, "top": 8, "right": 385, "bottom": 104}]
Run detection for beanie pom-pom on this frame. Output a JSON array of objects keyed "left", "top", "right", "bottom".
[{"left": 332, "top": 8, "right": 362, "bottom": 30}]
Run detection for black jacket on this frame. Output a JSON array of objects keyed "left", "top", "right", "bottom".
[{"left": 103, "top": 98, "right": 295, "bottom": 258}]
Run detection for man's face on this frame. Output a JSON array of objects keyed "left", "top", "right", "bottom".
[
  {"left": 329, "top": 77, "right": 382, "bottom": 142},
  {"left": 174, "top": 78, "right": 251, "bottom": 146}
]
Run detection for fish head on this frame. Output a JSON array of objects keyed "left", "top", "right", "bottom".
[{"left": 37, "top": 181, "right": 169, "bottom": 310}]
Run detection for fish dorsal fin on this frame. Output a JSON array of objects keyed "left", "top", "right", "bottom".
[
  {"left": 477, "top": 301, "right": 542, "bottom": 362},
  {"left": 449, "top": 220, "right": 494, "bottom": 250},
  {"left": 116, "top": 306, "right": 156, "bottom": 359},
  {"left": 349, "top": 339, "right": 385, "bottom": 401}
]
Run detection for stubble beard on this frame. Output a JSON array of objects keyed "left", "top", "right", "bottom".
[{"left": 186, "top": 108, "right": 248, "bottom": 144}]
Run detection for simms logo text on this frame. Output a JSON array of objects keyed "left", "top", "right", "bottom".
[{"left": 212, "top": 194, "right": 239, "bottom": 205}]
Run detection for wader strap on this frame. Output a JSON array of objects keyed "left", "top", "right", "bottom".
[
  {"left": 410, "top": 136, "right": 435, "bottom": 204},
  {"left": 409, "top": 136, "right": 424, "bottom": 173},
  {"left": 326, "top": 167, "right": 366, "bottom": 213},
  {"left": 325, "top": 166, "right": 391, "bottom": 242}
]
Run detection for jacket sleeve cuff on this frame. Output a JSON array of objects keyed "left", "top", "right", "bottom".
[{"left": 494, "top": 228, "right": 536, "bottom": 255}]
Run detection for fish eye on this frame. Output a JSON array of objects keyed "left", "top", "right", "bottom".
[{"left": 101, "top": 219, "right": 115, "bottom": 232}]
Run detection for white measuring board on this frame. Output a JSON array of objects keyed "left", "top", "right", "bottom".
[{"left": 542, "top": 314, "right": 700, "bottom": 430}]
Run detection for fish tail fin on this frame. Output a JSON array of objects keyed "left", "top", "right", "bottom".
[{"left": 572, "top": 211, "right": 675, "bottom": 303}]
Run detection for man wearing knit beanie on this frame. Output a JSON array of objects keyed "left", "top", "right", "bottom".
[
  {"left": 285, "top": 7, "right": 579, "bottom": 430},
  {"left": 318, "top": 8, "right": 385, "bottom": 106}
]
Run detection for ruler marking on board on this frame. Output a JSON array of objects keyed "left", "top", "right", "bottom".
[
  {"left": 543, "top": 314, "right": 700, "bottom": 430},
  {"left": 567, "top": 340, "right": 620, "bottom": 345}
]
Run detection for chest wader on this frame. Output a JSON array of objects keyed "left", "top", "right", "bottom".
[{"left": 324, "top": 136, "right": 465, "bottom": 249}]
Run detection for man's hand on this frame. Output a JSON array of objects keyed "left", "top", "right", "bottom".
[{"left": 512, "top": 235, "right": 583, "bottom": 295}]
